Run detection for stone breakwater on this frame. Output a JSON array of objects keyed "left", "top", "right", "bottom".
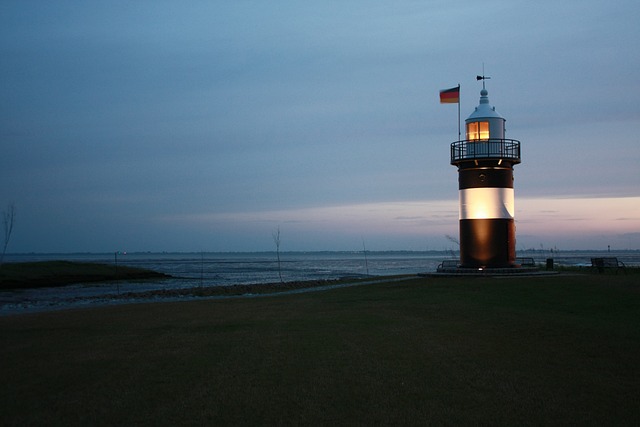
[
  {"left": 1, "top": 277, "right": 417, "bottom": 316},
  {"left": 1, "top": 279, "right": 345, "bottom": 315}
]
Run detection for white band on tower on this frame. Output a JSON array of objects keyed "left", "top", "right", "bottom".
[{"left": 459, "top": 187, "right": 514, "bottom": 220}]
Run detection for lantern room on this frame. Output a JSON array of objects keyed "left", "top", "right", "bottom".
[
  {"left": 465, "top": 88, "right": 505, "bottom": 141},
  {"left": 450, "top": 86, "right": 520, "bottom": 165}
]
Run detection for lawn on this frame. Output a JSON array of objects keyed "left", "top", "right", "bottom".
[{"left": 1, "top": 273, "right": 639, "bottom": 425}]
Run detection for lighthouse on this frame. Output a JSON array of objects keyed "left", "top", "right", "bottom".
[{"left": 450, "top": 82, "right": 521, "bottom": 268}]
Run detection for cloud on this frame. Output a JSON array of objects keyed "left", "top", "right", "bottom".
[{"left": 147, "top": 195, "right": 640, "bottom": 251}]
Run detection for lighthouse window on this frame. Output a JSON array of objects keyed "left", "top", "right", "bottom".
[{"left": 466, "top": 121, "right": 490, "bottom": 140}]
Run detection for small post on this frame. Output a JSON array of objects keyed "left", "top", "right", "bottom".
[
  {"left": 272, "top": 227, "right": 283, "bottom": 283},
  {"left": 114, "top": 251, "right": 120, "bottom": 295},
  {"left": 362, "top": 238, "right": 370, "bottom": 276}
]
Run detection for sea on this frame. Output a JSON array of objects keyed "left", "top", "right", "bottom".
[{"left": 2, "top": 250, "right": 638, "bottom": 315}]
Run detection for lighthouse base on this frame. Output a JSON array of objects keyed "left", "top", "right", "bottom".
[
  {"left": 428, "top": 264, "right": 550, "bottom": 277},
  {"left": 459, "top": 219, "right": 516, "bottom": 268}
]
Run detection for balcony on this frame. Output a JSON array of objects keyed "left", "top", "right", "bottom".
[{"left": 450, "top": 138, "right": 521, "bottom": 165}]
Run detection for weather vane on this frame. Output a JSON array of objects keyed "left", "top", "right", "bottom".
[
  {"left": 476, "top": 74, "right": 491, "bottom": 91},
  {"left": 476, "top": 63, "right": 491, "bottom": 89}
]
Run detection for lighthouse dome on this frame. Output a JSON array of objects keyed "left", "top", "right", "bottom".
[{"left": 466, "top": 88, "right": 504, "bottom": 121}]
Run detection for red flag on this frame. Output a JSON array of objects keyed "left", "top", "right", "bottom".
[{"left": 439, "top": 86, "right": 460, "bottom": 104}]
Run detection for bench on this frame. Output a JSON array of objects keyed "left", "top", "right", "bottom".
[
  {"left": 516, "top": 257, "right": 536, "bottom": 267},
  {"left": 591, "top": 257, "right": 626, "bottom": 274},
  {"left": 437, "top": 260, "right": 459, "bottom": 272}
]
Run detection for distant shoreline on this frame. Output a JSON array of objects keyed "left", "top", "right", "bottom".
[
  {"left": 5, "top": 249, "right": 640, "bottom": 257},
  {"left": 0, "top": 260, "right": 170, "bottom": 290}
]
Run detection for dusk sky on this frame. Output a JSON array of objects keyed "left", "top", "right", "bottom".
[{"left": 2, "top": 1, "right": 639, "bottom": 253}]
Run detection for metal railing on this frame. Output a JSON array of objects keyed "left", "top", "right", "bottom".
[{"left": 450, "top": 139, "right": 521, "bottom": 164}]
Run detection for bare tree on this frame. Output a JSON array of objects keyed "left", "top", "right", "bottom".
[
  {"left": 445, "top": 234, "right": 459, "bottom": 259},
  {"left": 445, "top": 234, "right": 460, "bottom": 246},
  {"left": 272, "top": 227, "right": 283, "bottom": 283},
  {"left": 1, "top": 203, "right": 16, "bottom": 266}
]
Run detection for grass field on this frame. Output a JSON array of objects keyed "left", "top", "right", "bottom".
[{"left": 1, "top": 272, "right": 639, "bottom": 425}]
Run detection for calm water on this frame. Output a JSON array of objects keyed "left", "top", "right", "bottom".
[{"left": 2, "top": 250, "right": 638, "bottom": 315}]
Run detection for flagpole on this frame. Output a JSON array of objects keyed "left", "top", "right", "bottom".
[{"left": 457, "top": 84, "right": 461, "bottom": 141}]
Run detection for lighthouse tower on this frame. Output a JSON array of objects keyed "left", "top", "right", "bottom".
[{"left": 450, "top": 83, "right": 521, "bottom": 268}]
